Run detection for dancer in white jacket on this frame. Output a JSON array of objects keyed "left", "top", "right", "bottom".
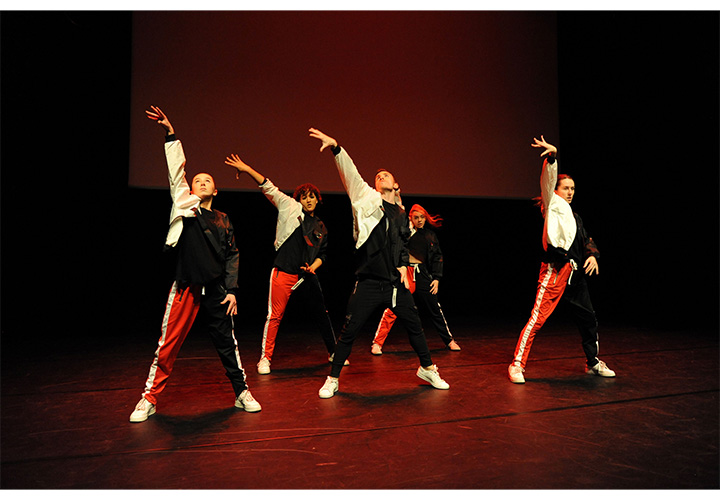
[
  {"left": 225, "top": 154, "right": 344, "bottom": 374},
  {"left": 508, "top": 135, "right": 616, "bottom": 384},
  {"left": 130, "top": 106, "right": 260, "bottom": 423},
  {"left": 308, "top": 128, "right": 450, "bottom": 399}
]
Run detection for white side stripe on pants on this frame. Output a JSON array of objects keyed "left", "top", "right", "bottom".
[{"left": 514, "top": 264, "right": 554, "bottom": 366}]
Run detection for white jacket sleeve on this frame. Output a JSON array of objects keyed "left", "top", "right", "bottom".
[
  {"left": 540, "top": 157, "right": 557, "bottom": 211},
  {"left": 333, "top": 147, "right": 384, "bottom": 248},
  {"left": 541, "top": 158, "right": 577, "bottom": 252},
  {"left": 260, "top": 178, "right": 304, "bottom": 251},
  {"left": 164, "top": 139, "right": 201, "bottom": 247}
]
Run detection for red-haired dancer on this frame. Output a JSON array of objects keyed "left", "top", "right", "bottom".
[
  {"left": 371, "top": 204, "right": 461, "bottom": 355},
  {"left": 508, "top": 136, "right": 616, "bottom": 384},
  {"left": 225, "top": 154, "right": 345, "bottom": 375}
]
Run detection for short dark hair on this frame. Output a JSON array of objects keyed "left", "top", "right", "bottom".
[
  {"left": 375, "top": 169, "right": 398, "bottom": 185},
  {"left": 293, "top": 183, "right": 322, "bottom": 204}
]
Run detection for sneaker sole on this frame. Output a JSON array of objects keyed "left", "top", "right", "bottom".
[
  {"left": 129, "top": 407, "right": 155, "bottom": 423},
  {"left": 416, "top": 372, "right": 450, "bottom": 390},
  {"left": 235, "top": 402, "right": 262, "bottom": 412},
  {"left": 319, "top": 386, "right": 338, "bottom": 399}
]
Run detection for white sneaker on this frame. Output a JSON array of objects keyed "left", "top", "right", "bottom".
[
  {"left": 129, "top": 397, "right": 156, "bottom": 423},
  {"left": 257, "top": 357, "right": 271, "bottom": 375},
  {"left": 587, "top": 360, "right": 616, "bottom": 378},
  {"left": 371, "top": 343, "right": 383, "bottom": 355},
  {"left": 318, "top": 376, "right": 339, "bottom": 398},
  {"left": 416, "top": 365, "right": 450, "bottom": 390},
  {"left": 235, "top": 390, "right": 262, "bottom": 412},
  {"left": 508, "top": 364, "right": 525, "bottom": 384},
  {"left": 328, "top": 353, "right": 350, "bottom": 366}
]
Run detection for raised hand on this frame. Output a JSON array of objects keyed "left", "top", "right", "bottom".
[
  {"left": 225, "top": 154, "right": 265, "bottom": 184},
  {"left": 145, "top": 105, "right": 174, "bottom": 135},
  {"left": 225, "top": 154, "right": 251, "bottom": 175},
  {"left": 308, "top": 128, "right": 338, "bottom": 152},
  {"left": 531, "top": 135, "right": 557, "bottom": 157}
]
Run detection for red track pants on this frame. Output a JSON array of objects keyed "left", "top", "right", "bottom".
[
  {"left": 513, "top": 262, "right": 571, "bottom": 369},
  {"left": 260, "top": 268, "right": 299, "bottom": 361},
  {"left": 140, "top": 280, "right": 247, "bottom": 405},
  {"left": 512, "top": 260, "right": 601, "bottom": 369},
  {"left": 259, "top": 267, "right": 338, "bottom": 362}
]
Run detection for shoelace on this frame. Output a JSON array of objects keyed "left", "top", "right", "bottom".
[{"left": 424, "top": 365, "right": 440, "bottom": 377}]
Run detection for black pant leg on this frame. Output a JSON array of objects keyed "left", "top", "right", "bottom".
[
  {"left": 299, "top": 274, "right": 338, "bottom": 354},
  {"left": 202, "top": 282, "right": 248, "bottom": 396},
  {"left": 390, "top": 286, "right": 434, "bottom": 368},
  {"left": 331, "top": 280, "right": 384, "bottom": 377},
  {"left": 563, "top": 279, "right": 600, "bottom": 367},
  {"left": 414, "top": 272, "right": 454, "bottom": 346}
]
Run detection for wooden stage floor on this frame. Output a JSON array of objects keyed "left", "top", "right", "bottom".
[{"left": 1, "top": 320, "right": 718, "bottom": 489}]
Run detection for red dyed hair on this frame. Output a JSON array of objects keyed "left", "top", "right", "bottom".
[
  {"left": 293, "top": 183, "right": 322, "bottom": 204},
  {"left": 409, "top": 204, "right": 443, "bottom": 228}
]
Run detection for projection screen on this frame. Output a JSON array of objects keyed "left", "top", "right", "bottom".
[{"left": 128, "top": 11, "right": 559, "bottom": 199}]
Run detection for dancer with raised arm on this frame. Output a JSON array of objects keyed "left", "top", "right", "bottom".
[
  {"left": 129, "top": 106, "right": 260, "bottom": 423},
  {"left": 508, "top": 135, "right": 615, "bottom": 384},
  {"left": 308, "top": 128, "right": 449, "bottom": 398},
  {"left": 224, "top": 154, "right": 347, "bottom": 374}
]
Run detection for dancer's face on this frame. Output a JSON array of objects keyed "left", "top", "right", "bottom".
[
  {"left": 555, "top": 178, "right": 575, "bottom": 204},
  {"left": 375, "top": 170, "right": 398, "bottom": 193},
  {"left": 300, "top": 191, "right": 318, "bottom": 214},
  {"left": 410, "top": 211, "right": 426, "bottom": 229},
  {"left": 192, "top": 173, "right": 217, "bottom": 201}
]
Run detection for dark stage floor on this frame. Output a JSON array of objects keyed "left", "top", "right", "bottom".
[{"left": 1, "top": 319, "right": 718, "bottom": 489}]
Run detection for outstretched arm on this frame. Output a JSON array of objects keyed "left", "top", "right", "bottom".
[
  {"left": 531, "top": 135, "right": 557, "bottom": 157},
  {"left": 225, "top": 154, "right": 265, "bottom": 185},
  {"left": 145, "top": 105, "right": 175, "bottom": 135},
  {"left": 309, "top": 128, "right": 338, "bottom": 152}
]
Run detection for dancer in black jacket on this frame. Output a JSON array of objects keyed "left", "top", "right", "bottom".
[
  {"left": 372, "top": 204, "right": 461, "bottom": 354},
  {"left": 130, "top": 106, "right": 260, "bottom": 423},
  {"left": 309, "top": 128, "right": 450, "bottom": 399}
]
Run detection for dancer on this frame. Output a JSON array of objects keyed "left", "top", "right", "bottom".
[
  {"left": 308, "top": 127, "right": 450, "bottom": 398},
  {"left": 224, "top": 154, "right": 347, "bottom": 374},
  {"left": 372, "top": 204, "right": 461, "bottom": 355},
  {"left": 508, "top": 135, "right": 615, "bottom": 384},
  {"left": 129, "top": 106, "right": 260, "bottom": 423}
]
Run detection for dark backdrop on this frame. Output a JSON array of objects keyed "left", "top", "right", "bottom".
[{"left": 1, "top": 11, "right": 717, "bottom": 355}]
